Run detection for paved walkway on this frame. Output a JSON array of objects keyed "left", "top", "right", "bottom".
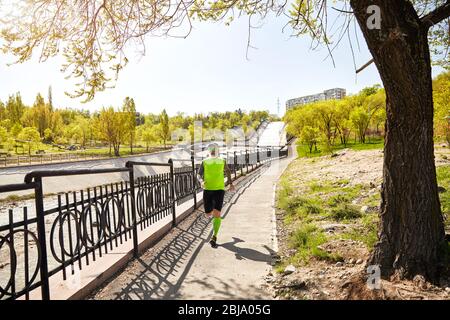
[{"left": 91, "top": 146, "right": 295, "bottom": 300}]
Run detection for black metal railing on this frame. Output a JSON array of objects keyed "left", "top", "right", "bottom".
[{"left": 0, "top": 146, "right": 288, "bottom": 300}]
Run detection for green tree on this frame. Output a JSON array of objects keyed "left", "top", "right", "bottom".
[
  {"left": 350, "top": 107, "right": 370, "bottom": 144},
  {"left": 18, "top": 127, "right": 41, "bottom": 155},
  {"left": 33, "top": 93, "right": 52, "bottom": 137},
  {"left": 5, "top": 93, "right": 25, "bottom": 124},
  {"left": 10, "top": 123, "right": 23, "bottom": 139},
  {"left": 433, "top": 71, "right": 450, "bottom": 145},
  {"left": 50, "top": 111, "right": 64, "bottom": 140},
  {"left": 0, "top": 126, "right": 8, "bottom": 148},
  {"left": 140, "top": 126, "right": 157, "bottom": 152},
  {"left": 300, "top": 126, "right": 320, "bottom": 153},
  {"left": 314, "top": 101, "right": 337, "bottom": 149},
  {"left": 0, "top": 100, "right": 5, "bottom": 121},
  {"left": 360, "top": 84, "right": 382, "bottom": 97},
  {"left": 95, "top": 107, "right": 128, "bottom": 156},
  {"left": 170, "top": 112, "right": 191, "bottom": 130},
  {"left": 144, "top": 113, "right": 159, "bottom": 126},
  {"left": 123, "top": 97, "right": 137, "bottom": 153},
  {"left": 334, "top": 100, "right": 353, "bottom": 146},
  {"left": 44, "top": 128, "right": 53, "bottom": 143},
  {"left": 48, "top": 86, "right": 53, "bottom": 110},
  {"left": 159, "top": 109, "right": 170, "bottom": 147},
  {"left": 345, "top": 88, "right": 385, "bottom": 144}
]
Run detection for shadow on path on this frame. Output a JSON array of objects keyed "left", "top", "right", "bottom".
[
  {"left": 92, "top": 163, "right": 271, "bottom": 300},
  {"left": 220, "top": 237, "right": 276, "bottom": 265}
]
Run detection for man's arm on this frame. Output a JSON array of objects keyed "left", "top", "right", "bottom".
[{"left": 197, "top": 161, "right": 204, "bottom": 188}]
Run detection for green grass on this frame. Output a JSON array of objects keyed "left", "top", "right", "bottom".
[
  {"left": 279, "top": 179, "right": 366, "bottom": 224},
  {"left": 307, "top": 179, "right": 363, "bottom": 198},
  {"left": 278, "top": 194, "right": 303, "bottom": 214},
  {"left": 330, "top": 203, "right": 362, "bottom": 221},
  {"left": 296, "top": 138, "right": 384, "bottom": 158},
  {"left": 341, "top": 213, "right": 379, "bottom": 249},
  {"left": 289, "top": 223, "right": 343, "bottom": 265},
  {"left": 363, "top": 192, "right": 382, "bottom": 208},
  {"left": 327, "top": 194, "right": 353, "bottom": 207},
  {"left": 82, "top": 146, "right": 152, "bottom": 156},
  {"left": 277, "top": 178, "right": 295, "bottom": 209},
  {"left": 277, "top": 174, "right": 380, "bottom": 263}
]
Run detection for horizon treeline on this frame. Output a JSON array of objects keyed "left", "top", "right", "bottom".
[{"left": 0, "top": 90, "right": 277, "bottom": 156}]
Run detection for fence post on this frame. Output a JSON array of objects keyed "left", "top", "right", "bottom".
[
  {"left": 245, "top": 149, "right": 249, "bottom": 173},
  {"left": 126, "top": 163, "right": 139, "bottom": 258},
  {"left": 252, "top": 149, "right": 255, "bottom": 171},
  {"left": 233, "top": 151, "right": 237, "bottom": 180},
  {"left": 33, "top": 177, "right": 50, "bottom": 300},
  {"left": 240, "top": 151, "right": 244, "bottom": 176},
  {"left": 257, "top": 147, "right": 260, "bottom": 166},
  {"left": 168, "top": 159, "right": 177, "bottom": 227},
  {"left": 191, "top": 155, "right": 197, "bottom": 210}
]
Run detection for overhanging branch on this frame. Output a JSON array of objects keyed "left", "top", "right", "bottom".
[
  {"left": 356, "top": 1, "right": 450, "bottom": 74},
  {"left": 356, "top": 58, "right": 374, "bottom": 74},
  {"left": 421, "top": 1, "right": 450, "bottom": 29}
]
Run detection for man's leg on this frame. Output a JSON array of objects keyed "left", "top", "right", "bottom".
[
  {"left": 212, "top": 209, "right": 222, "bottom": 234},
  {"left": 210, "top": 190, "right": 225, "bottom": 248},
  {"left": 210, "top": 209, "right": 221, "bottom": 248},
  {"left": 203, "top": 190, "right": 213, "bottom": 216}
]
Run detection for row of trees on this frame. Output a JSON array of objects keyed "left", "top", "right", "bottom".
[
  {"left": 0, "top": 90, "right": 275, "bottom": 156},
  {"left": 286, "top": 73, "right": 450, "bottom": 153},
  {"left": 285, "top": 85, "right": 386, "bottom": 153}
]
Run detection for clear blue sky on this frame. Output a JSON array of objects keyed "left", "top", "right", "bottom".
[{"left": 0, "top": 13, "right": 444, "bottom": 117}]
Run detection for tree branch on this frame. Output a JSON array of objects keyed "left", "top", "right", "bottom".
[
  {"left": 356, "top": 58, "right": 374, "bottom": 74},
  {"left": 421, "top": 1, "right": 450, "bottom": 29},
  {"left": 357, "top": 1, "right": 450, "bottom": 74}
]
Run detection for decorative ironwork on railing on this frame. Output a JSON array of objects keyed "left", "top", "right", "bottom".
[{"left": 0, "top": 145, "right": 288, "bottom": 300}]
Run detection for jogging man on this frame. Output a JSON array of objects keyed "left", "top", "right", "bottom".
[{"left": 197, "top": 143, "right": 235, "bottom": 248}]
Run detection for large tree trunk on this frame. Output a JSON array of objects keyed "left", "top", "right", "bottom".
[{"left": 351, "top": 0, "right": 446, "bottom": 282}]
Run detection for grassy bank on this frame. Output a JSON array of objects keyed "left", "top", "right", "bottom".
[
  {"left": 296, "top": 138, "right": 384, "bottom": 158},
  {"left": 276, "top": 148, "right": 449, "bottom": 271},
  {"left": 276, "top": 175, "right": 379, "bottom": 270}
]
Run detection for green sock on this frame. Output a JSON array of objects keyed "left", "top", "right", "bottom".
[{"left": 213, "top": 217, "right": 222, "bottom": 238}]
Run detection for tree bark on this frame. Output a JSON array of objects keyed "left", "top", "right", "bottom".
[
  {"left": 114, "top": 143, "right": 120, "bottom": 157},
  {"left": 350, "top": 0, "right": 446, "bottom": 282}
]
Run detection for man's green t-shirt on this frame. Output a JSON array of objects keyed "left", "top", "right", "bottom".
[{"left": 200, "top": 157, "right": 225, "bottom": 191}]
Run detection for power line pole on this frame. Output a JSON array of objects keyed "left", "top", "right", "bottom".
[{"left": 277, "top": 97, "right": 280, "bottom": 116}]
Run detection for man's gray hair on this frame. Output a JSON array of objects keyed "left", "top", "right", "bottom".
[{"left": 208, "top": 143, "right": 219, "bottom": 155}]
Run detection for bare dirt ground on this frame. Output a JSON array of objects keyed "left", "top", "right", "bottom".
[{"left": 264, "top": 146, "right": 450, "bottom": 300}]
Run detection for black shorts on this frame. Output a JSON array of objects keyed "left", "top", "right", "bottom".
[{"left": 203, "top": 190, "right": 225, "bottom": 213}]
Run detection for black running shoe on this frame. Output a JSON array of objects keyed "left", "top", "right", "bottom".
[{"left": 210, "top": 235, "right": 218, "bottom": 248}]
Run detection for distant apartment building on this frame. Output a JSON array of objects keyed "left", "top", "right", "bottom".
[{"left": 286, "top": 88, "right": 346, "bottom": 110}]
